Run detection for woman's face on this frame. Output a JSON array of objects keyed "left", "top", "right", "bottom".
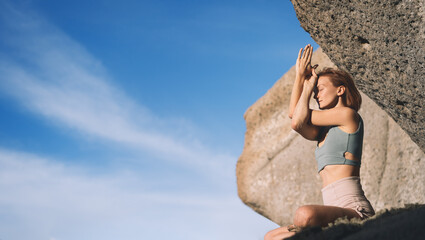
[{"left": 314, "top": 76, "right": 340, "bottom": 109}]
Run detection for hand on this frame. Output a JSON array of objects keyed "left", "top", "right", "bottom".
[
  {"left": 295, "top": 44, "right": 318, "bottom": 79},
  {"left": 303, "top": 67, "right": 318, "bottom": 93}
]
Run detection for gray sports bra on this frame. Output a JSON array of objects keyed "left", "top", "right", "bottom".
[{"left": 315, "top": 115, "right": 364, "bottom": 172}]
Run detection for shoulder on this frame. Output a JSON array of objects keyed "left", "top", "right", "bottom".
[
  {"left": 340, "top": 107, "right": 358, "bottom": 122},
  {"left": 311, "top": 107, "right": 357, "bottom": 127}
]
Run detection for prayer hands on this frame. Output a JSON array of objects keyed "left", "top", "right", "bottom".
[{"left": 295, "top": 44, "right": 318, "bottom": 79}]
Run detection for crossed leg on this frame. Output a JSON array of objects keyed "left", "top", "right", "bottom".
[{"left": 264, "top": 205, "right": 361, "bottom": 240}]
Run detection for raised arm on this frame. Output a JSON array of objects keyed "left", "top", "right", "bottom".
[
  {"left": 288, "top": 44, "right": 317, "bottom": 119},
  {"left": 291, "top": 67, "right": 320, "bottom": 141}
]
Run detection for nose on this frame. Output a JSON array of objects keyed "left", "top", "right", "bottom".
[{"left": 315, "top": 91, "right": 321, "bottom": 99}]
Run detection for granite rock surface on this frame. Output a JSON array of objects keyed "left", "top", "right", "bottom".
[{"left": 290, "top": 0, "right": 425, "bottom": 152}]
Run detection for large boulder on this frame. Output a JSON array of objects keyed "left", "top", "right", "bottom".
[
  {"left": 236, "top": 48, "right": 425, "bottom": 225},
  {"left": 290, "top": 0, "right": 425, "bottom": 152}
]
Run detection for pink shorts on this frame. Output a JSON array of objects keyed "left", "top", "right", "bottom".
[{"left": 321, "top": 176, "right": 375, "bottom": 219}]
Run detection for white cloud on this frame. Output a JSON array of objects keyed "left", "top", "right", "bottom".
[
  {"left": 0, "top": 3, "right": 277, "bottom": 240},
  {"left": 0, "top": 148, "right": 276, "bottom": 240},
  {"left": 0, "top": 1, "right": 233, "bottom": 175}
]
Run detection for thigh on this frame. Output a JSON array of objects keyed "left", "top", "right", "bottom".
[{"left": 295, "top": 205, "right": 361, "bottom": 227}]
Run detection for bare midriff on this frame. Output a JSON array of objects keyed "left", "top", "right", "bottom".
[
  {"left": 319, "top": 164, "right": 360, "bottom": 188},
  {"left": 317, "top": 123, "right": 362, "bottom": 188}
]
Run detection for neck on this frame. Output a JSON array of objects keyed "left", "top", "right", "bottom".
[
  {"left": 322, "top": 96, "right": 347, "bottom": 110},
  {"left": 335, "top": 96, "right": 346, "bottom": 108},
  {"left": 336, "top": 97, "right": 347, "bottom": 107}
]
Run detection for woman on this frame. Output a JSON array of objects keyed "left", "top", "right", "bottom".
[{"left": 264, "top": 44, "right": 375, "bottom": 240}]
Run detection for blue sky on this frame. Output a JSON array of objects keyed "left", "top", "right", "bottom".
[{"left": 0, "top": 0, "right": 319, "bottom": 239}]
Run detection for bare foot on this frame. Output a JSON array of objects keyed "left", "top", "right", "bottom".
[{"left": 264, "top": 226, "right": 296, "bottom": 240}]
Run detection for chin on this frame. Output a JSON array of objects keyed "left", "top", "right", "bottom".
[{"left": 319, "top": 104, "right": 330, "bottom": 110}]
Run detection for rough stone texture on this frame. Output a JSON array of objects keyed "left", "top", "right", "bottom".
[
  {"left": 292, "top": 205, "right": 425, "bottom": 240},
  {"left": 236, "top": 49, "right": 425, "bottom": 225},
  {"left": 290, "top": 0, "right": 425, "bottom": 153}
]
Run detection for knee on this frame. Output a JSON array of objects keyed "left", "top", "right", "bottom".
[{"left": 293, "top": 206, "right": 317, "bottom": 227}]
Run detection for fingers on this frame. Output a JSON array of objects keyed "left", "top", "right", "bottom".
[
  {"left": 297, "top": 48, "right": 303, "bottom": 61},
  {"left": 300, "top": 44, "right": 313, "bottom": 62},
  {"left": 306, "top": 45, "right": 313, "bottom": 64},
  {"left": 296, "top": 44, "right": 316, "bottom": 76},
  {"left": 301, "top": 44, "right": 309, "bottom": 60}
]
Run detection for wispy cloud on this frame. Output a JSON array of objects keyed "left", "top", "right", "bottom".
[
  {"left": 0, "top": 148, "right": 275, "bottom": 240},
  {"left": 0, "top": 3, "right": 278, "bottom": 239},
  {"left": 0, "top": 2, "right": 234, "bottom": 175}
]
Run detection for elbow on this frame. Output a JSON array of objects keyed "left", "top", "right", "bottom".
[
  {"left": 291, "top": 119, "right": 301, "bottom": 131},
  {"left": 288, "top": 113, "right": 293, "bottom": 119}
]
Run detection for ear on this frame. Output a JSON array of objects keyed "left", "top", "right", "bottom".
[{"left": 337, "top": 85, "right": 346, "bottom": 96}]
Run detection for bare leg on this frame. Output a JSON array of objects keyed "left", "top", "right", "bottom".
[
  {"left": 264, "top": 205, "right": 361, "bottom": 240},
  {"left": 293, "top": 205, "right": 361, "bottom": 227}
]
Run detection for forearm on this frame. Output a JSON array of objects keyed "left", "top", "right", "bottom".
[
  {"left": 288, "top": 75, "right": 305, "bottom": 118},
  {"left": 289, "top": 44, "right": 315, "bottom": 119},
  {"left": 291, "top": 87, "right": 313, "bottom": 130}
]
